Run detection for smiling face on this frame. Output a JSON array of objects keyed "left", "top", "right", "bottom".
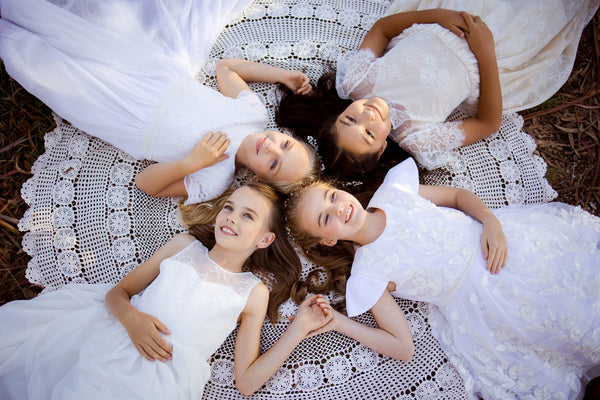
[
  {"left": 295, "top": 184, "right": 367, "bottom": 246},
  {"left": 214, "top": 186, "right": 275, "bottom": 253},
  {"left": 238, "top": 130, "right": 312, "bottom": 186},
  {"left": 334, "top": 97, "right": 391, "bottom": 158}
]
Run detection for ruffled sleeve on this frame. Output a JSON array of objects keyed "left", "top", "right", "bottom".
[
  {"left": 346, "top": 273, "right": 389, "bottom": 317},
  {"left": 397, "top": 120, "right": 466, "bottom": 170},
  {"left": 335, "top": 48, "right": 377, "bottom": 100},
  {"left": 183, "top": 157, "right": 235, "bottom": 205},
  {"left": 380, "top": 157, "right": 420, "bottom": 194}
]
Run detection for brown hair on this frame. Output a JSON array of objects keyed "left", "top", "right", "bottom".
[
  {"left": 284, "top": 179, "right": 356, "bottom": 312},
  {"left": 180, "top": 182, "right": 304, "bottom": 322},
  {"left": 275, "top": 69, "right": 408, "bottom": 186}
]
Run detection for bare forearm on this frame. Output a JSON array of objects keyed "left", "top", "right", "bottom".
[
  {"left": 105, "top": 286, "right": 138, "bottom": 325},
  {"left": 217, "top": 59, "right": 286, "bottom": 86},
  {"left": 362, "top": 9, "right": 459, "bottom": 56},
  {"left": 337, "top": 314, "right": 413, "bottom": 361},
  {"left": 475, "top": 52, "right": 502, "bottom": 132},
  {"left": 235, "top": 325, "right": 306, "bottom": 395},
  {"left": 455, "top": 188, "right": 497, "bottom": 225}
]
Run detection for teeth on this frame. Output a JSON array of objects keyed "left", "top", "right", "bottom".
[
  {"left": 221, "top": 226, "right": 236, "bottom": 236},
  {"left": 345, "top": 205, "right": 352, "bottom": 223}
]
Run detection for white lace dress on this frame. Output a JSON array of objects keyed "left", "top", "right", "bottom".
[
  {"left": 346, "top": 159, "right": 600, "bottom": 400},
  {"left": 0, "top": 0, "right": 266, "bottom": 204},
  {"left": 0, "top": 240, "right": 261, "bottom": 400},
  {"left": 336, "top": 0, "right": 599, "bottom": 170}
]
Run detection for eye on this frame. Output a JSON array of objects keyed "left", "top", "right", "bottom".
[
  {"left": 270, "top": 159, "right": 279, "bottom": 170},
  {"left": 346, "top": 116, "right": 356, "bottom": 123},
  {"left": 223, "top": 205, "right": 233, "bottom": 211},
  {"left": 243, "top": 213, "right": 254, "bottom": 220},
  {"left": 282, "top": 140, "right": 290, "bottom": 150},
  {"left": 366, "top": 130, "right": 374, "bottom": 139},
  {"left": 330, "top": 191, "right": 335, "bottom": 202},
  {"left": 324, "top": 214, "right": 330, "bottom": 225}
]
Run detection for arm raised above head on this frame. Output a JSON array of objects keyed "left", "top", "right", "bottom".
[{"left": 216, "top": 59, "right": 311, "bottom": 99}]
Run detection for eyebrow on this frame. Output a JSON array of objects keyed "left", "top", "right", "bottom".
[
  {"left": 224, "top": 200, "right": 258, "bottom": 217},
  {"left": 274, "top": 140, "right": 294, "bottom": 176},
  {"left": 317, "top": 189, "right": 329, "bottom": 228}
]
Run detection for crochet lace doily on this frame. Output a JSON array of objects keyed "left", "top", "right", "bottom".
[{"left": 19, "top": 0, "right": 557, "bottom": 398}]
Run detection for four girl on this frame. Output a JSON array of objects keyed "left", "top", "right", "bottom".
[{"left": 1, "top": 0, "right": 599, "bottom": 399}]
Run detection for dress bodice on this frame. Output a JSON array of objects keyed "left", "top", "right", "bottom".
[
  {"left": 346, "top": 159, "right": 482, "bottom": 316},
  {"left": 337, "top": 23, "right": 480, "bottom": 169},
  {"left": 133, "top": 240, "right": 261, "bottom": 358}
]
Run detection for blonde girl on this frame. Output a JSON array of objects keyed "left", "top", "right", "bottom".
[{"left": 0, "top": 182, "right": 332, "bottom": 399}]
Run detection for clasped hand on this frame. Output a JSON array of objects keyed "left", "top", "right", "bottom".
[{"left": 289, "top": 294, "right": 333, "bottom": 337}]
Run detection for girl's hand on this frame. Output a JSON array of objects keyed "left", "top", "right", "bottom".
[
  {"left": 124, "top": 311, "right": 172, "bottom": 362},
  {"left": 480, "top": 218, "right": 508, "bottom": 274},
  {"left": 434, "top": 9, "right": 468, "bottom": 38},
  {"left": 460, "top": 12, "right": 495, "bottom": 61},
  {"left": 279, "top": 70, "right": 312, "bottom": 95},
  {"left": 289, "top": 294, "right": 333, "bottom": 336},
  {"left": 184, "top": 131, "right": 230, "bottom": 171}
]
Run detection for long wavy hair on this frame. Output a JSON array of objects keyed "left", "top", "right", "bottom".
[
  {"left": 275, "top": 69, "right": 408, "bottom": 189},
  {"left": 180, "top": 182, "right": 304, "bottom": 322},
  {"left": 284, "top": 179, "right": 357, "bottom": 312}
]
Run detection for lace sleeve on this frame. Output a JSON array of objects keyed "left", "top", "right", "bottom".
[
  {"left": 336, "top": 48, "right": 377, "bottom": 99},
  {"left": 183, "top": 158, "right": 235, "bottom": 205},
  {"left": 398, "top": 121, "right": 466, "bottom": 170}
]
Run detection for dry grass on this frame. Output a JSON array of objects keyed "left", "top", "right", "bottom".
[{"left": 1, "top": 12, "right": 598, "bottom": 305}]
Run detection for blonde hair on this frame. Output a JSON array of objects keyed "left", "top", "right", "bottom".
[
  {"left": 284, "top": 180, "right": 355, "bottom": 312},
  {"left": 264, "top": 139, "right": 321, "bottom": 195},
  {"left": 180, "top": 182, "right": 304, "bottom": 322}
]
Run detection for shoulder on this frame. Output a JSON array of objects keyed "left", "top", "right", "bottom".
[
  {"left": 163, "top": 233, "right": 199, "bottom": 255},
  {"left": 243, "top": 281, "right": 269, "bottom": 315}
]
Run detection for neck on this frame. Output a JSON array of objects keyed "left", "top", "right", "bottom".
[
  {"left": 208, "top": 244, "right": 252, "bottom": 273},
  {"left": 353, "top": 208, "right": 386, "bottom": 246}
]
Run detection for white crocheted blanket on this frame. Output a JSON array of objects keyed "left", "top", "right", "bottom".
[{"left": 19, "top": 1, "right": 558, "bottom": 399}]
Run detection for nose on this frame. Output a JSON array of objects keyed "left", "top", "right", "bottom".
[
  {"left": 328, "top": 202, "right": 343, "bottom": 216},
  {"left": 226, "top": 215, "right": 236, "bottom": 224},
  {"left": 362, "top": 106, "right": 375, "bottom": 122},
  {"left": 264, "top": 139, "right": 281, "bottom": 155}
]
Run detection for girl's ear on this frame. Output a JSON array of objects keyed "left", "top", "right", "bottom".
[
  {"left": 376, "top": 140, "right": 388, "bottom": 160},
  {"left": 257, "top": 232, "right": 276, "bottom": 249},
  {"left": 252, "top": 175, "right": 260, "bottom": 182},
  {"left": 319, "top": 238, "right": 337, "bottom": 247}
]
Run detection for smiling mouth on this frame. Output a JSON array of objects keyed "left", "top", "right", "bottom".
[
  {"left": 220, "top": 226, "right": 237, "bottom": 236},
  {"left": 345, "top": 204, "right": 353, "bottom": 223},
  {"left": 367, "top": 104, "right": 383, "bottom": 120},
  {"left": 256, "top": 137, "right": 267, "bottom": 154}
]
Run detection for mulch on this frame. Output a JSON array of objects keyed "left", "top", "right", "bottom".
[{"left": 1, "top": 11, "right": 598, "bottom": 305}]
